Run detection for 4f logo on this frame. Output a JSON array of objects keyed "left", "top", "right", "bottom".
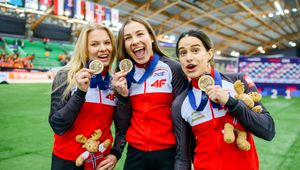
[
  {"left": 153, "top": 71, "right": 165, "bottom": 77},
  {"left": 106, "top": 93, "right": 116, "bottom": 101},
  {"left": 151, "top": 79, "right": 166, "bottom": 88}
]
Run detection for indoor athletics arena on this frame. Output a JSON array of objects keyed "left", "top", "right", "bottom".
[{"left": 0, "top": 0, "right": 299, "bottom": 170}]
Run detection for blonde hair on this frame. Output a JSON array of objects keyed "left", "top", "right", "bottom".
[
  {"left": 116, "top": 16, "right": 166, "bottom": 65},
  {"left": 60, "top": 23, "right": 116, "bottom": 99}
]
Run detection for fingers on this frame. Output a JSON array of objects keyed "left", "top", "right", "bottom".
[
  {"left": 115, "top": 70, "right": 128, "bottom": 78},
  {"left": 86, "top": 68, "right": 96, "bottom": 74},
  {"left": 115, "top": 77, "right": 127, "bottom": 87},
  {"left": 113, "top": 70, "right": 126, "bottom": 80},
  {"left": 78, "top": 77, "right": 90, "bottom": 84},
  {"left": 97, "top": 162, "right": 113, "bottom": 170},
  {"left": 112, "top": 71, "right": 129, "bottom": 96},
  {"left": 206, "top": 86, "right": 221, "bottom": 103},
  {"left": 97, "top": 155, "right": 117, "bottom": 170},
  {"left": 206, "top": 85, "right": 229, "bottom": 105},
  {"left": 112, "top": 71, "right": 127, "bottom": 84},
  {"left": 75, "top": 68, "right": 94, "bottom": 92},
  {"left": 76, "top": 68, "right": 93, "bottom": 80},
  {"left": 206, "top": 91, "right": 218, "bottom": 104}
]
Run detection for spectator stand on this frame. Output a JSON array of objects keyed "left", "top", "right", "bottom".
[{"left": 239, "top": 57, "right": 300, "bottom": 98}]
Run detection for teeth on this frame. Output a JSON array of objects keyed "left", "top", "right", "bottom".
[
  {"left": 133, "top": 47, "right": 143, "bottom": 52},
  {"left": 98, "top": 55, "right": 108, "bottom": 58}
]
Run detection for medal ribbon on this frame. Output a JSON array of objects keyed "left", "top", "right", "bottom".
[
  {"left": 90, "top": 73, "right": 110, "bottom": 90},
  {"left": 188, "top": 69, "right": 222, "bottom": 111},
  {"left": 86, "top": 61, "right": 110, "bottom": 90},
  {"left": 126, "top": 53, "right": 160, "bottom": 84}
]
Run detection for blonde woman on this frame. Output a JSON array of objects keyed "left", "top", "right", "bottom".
[{"left": 49, "top": 23, "right": 117, "bottom": 170}]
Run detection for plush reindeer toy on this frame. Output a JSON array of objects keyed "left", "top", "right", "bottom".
[{"left": 75, "top": 129, "right": 111, "bottom": 170}]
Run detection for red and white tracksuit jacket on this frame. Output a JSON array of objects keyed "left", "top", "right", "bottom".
[
  {"left": 49, "top": 70, "right": 117, "bottom": 162},
  {"left": 124, "top": 56, "right": 187, "bottom": 151},
  {"left": 172, "top": 73, "right": 275, "bottom": 170}
]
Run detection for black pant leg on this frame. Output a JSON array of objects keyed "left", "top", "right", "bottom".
[
  {"left": 124, "top": 145, "right": 148, "bottom": 170},
  {"left": 51, "top": 153, "right": 84, "bottom": 170},
  {"left": 124, "top": 145, "right": 175, "bottom": 170},
  {"left": 149, "top": 147, "right": 175, "bottom": 170}
]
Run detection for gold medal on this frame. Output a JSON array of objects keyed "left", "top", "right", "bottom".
[
  {"left": 198, "top": 75, "right": 214, "bottom": 91},
  {"left": 89, "top": 60, "right": 104, "bottom": 74},
  {"left": 119, "top": 59, "right": 133, "bottom": 73}
]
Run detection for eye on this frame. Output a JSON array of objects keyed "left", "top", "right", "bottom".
[
  {"left": 104, "top": 41, "right": 111, "bottom": 45},
  {"left": 91, "top": 42, "right": 97, "bottom": 47},
  {"left": 137, "top": 32, "right": 144, "bottom": 37},
  {"left": 124, "top": 36, "right": 132, "bottom": 41},
  {"left": 179, "top": 50, "right": 187, "bottom": 57},
  {"left": 191, "top": 48, "right": 200, "bottom": 54}
]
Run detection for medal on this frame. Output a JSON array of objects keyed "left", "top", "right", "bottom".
[
  {"left": 119, "top": 59, "right": 133, "bottom": 73},
  {"left": 198, "top": 75, "right": 214, "bottom": 91},
  {"left": 89, "top": 60, "right": 104, "bottom": 74}
]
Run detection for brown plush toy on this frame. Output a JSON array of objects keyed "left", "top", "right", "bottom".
[
  {"left": 75, "top": 129, "right": 111, "bottom": 170},
  {"left": 223, "top": 80, "right": 262, "bottom": 151}
]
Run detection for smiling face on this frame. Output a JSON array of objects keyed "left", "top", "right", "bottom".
[
  {"left": 177, "top": 36, "right": 213, "bottom": 79},
  {"left": 87, "top": 29, "right": 112, "bottom": 67},
  {"left": 123, "top": 21, "right": 154, "bottom": 64}
]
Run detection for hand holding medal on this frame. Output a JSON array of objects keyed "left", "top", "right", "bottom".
[
  {"left": 89, "top": 60, "right": 104, "bottom": 75},
  {"left": 201, "top": 74, "right": 230, "bottom": 105},
  {"left": 110, "top": 59, "right": 133, "bottom": 97}
]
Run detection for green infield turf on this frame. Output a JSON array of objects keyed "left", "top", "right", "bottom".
[{"left": 0, "top": 83, "right": 299, "bottom": 170}]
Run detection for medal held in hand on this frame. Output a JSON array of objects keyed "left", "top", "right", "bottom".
[
  {"left": 89, "top": 60, "right": 104, "bottom": 74},
  {"left": 119, "top": 59, "right": 133, "bottom": 73},
  {"left": 198, "top": 75, "right": 215, "bottom": 91}
]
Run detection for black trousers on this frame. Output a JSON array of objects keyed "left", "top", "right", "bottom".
[
  {"left": 51, "top": 153, "right": 84, "bottom": 170},
  {"left": 124, "top": 145, "right": 175, "bottom": 170}
]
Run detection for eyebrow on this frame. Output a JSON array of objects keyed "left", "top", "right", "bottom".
[
  {"left": 178, "top": 47, "right": 185, "bottom": 51},
  {"left": 89, "top": 39, "right": 111, "bottom": 43},
  {"left": 124, "top": 30, "right": 146, "bottom": 37},
  {"left": 136, "top": 30, "right": 145, "bottom": 34},
  {"left": 178, "top": 44, "right": 201, "bottom": 51},
  {"left": 191, "top": 44, "right": 201, "bottom": 48}
]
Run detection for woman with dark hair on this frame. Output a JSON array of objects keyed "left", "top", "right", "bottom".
[
  {"left": 172, "top": 30, "right": 275, "bottom": 170},
  {"left": 109, "top": 16, "right": 187, "bottom": 170}
]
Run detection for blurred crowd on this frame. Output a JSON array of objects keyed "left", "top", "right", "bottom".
[{"left": 0, "top": 53, "right": 34, "bottom": 69}]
